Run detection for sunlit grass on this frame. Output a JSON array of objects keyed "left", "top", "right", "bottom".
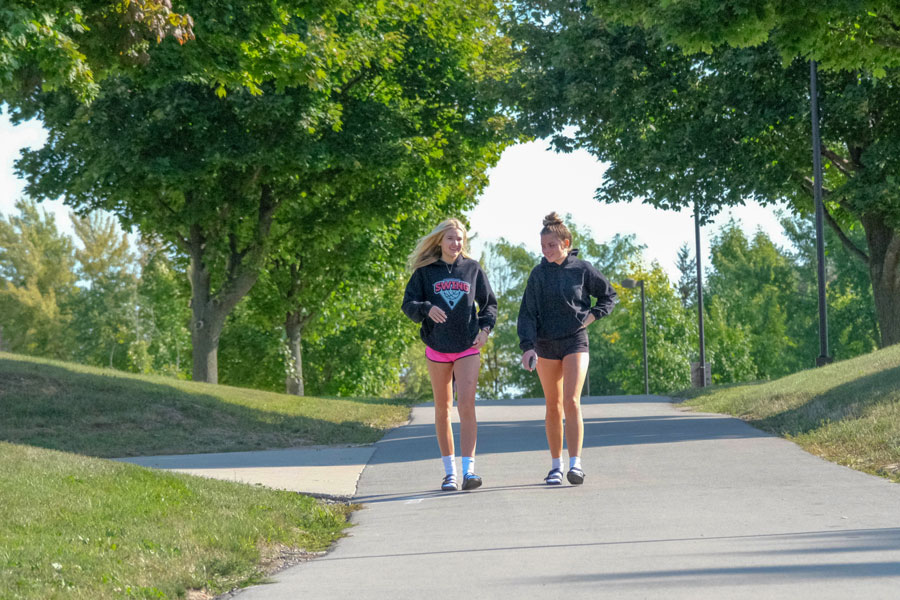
[
  {"left": 0, "top": 442, "right": 353, "bottom": 599},
  {"left": 677, "top": 344, "right": 900, "bottom": 482}
]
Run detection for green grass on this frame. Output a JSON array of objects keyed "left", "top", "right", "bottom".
[
  {"left": 676, "top": 344, "right": 900, "bottom": 482},
  {"left": 0, "top": 352, "right": 416, "bottom": 457},
  {"left": 0, "top": 442, "right": 353, "bottom": 600},
  {"left": 0, "top": 352, "right": 418, "bottom": 599}
]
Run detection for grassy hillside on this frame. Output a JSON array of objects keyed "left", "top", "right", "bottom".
[
  {"left": 0, "top": 352, "right": 415, "bottom": 457},
  {"left": 0, "top": 353, "right": 419, "bottom": 599},
  {"left": 677, "top": 344, "right": 900, "bottom": 482},
  {"left": 0, "top": 442, "right": 352, "bottom": 599}
]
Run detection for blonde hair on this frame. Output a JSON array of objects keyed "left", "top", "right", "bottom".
[
  {"left": 408, "top": 218, "right": 470, "bottom": 271},
  {"left": 540, "top": 212, "right": 572, "bottom": 247}
]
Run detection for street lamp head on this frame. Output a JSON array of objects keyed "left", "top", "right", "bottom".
[{"left": 621, "top": 278, "right": 638, "bottom": 289}]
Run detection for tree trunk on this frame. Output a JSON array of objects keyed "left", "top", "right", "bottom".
[
  {"left": 187, "top": 226, "right": 260, "bottom": 384},
  {"left": 285, "top": 311, "right": 304, "bottom": 396},
  {"left": 861, "top": 215, "right": 900, "bottom": 347},
  {"left": 185, "top": 186, "right": 279, "bottom": 383},
  {"left": 188, "top": 231, "right": 224, "bottom": 384}
]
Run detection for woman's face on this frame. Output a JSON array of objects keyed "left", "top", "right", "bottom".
[
  {"left": 541, "top": 233, "right": 569, "bottom": 264},
  {"left": 441, "top": 228, "right": 465, "bottom": 261}
]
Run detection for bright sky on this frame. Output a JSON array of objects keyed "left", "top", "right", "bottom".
[{"left": 1, "top": 110, "right": 791, "bottom": 280}]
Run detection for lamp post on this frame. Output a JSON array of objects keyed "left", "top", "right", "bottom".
[
  {"left": 621, "top": 278, "right": 649, "bottom": 395},
  {"left": 694, "top": 204, "right": 709, "bottom": 386},
  {"left": 809, "top": 60, "right": 832, "bottom": 367}
]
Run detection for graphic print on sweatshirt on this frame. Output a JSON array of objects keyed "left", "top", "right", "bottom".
[{"left": 433, "top": 278, "right": 471, "bottom": 310}]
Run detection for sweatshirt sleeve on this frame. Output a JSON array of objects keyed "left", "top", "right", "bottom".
[
  {"left": 475, "top": 265, "right": 498, "bottom": 331},
  {"left": 401, "top": 268, "right": 433, "bottom": 323},
  {"left": 586, "top": 263, "right": 618, "bottom": 319},
  {"left": 517, "top": 269, "right": 539, "bottom": 352}
]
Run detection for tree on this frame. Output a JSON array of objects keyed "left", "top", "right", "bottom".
[
  {"left": 608, "top": 263, "right": 695, "bottom": 394},
  {"left": 133, "top": 239, "right": 191, "bottom": 376},
  {"left": 68, "top": 211, "right": 140, "bottom": 369},
  {"left": 504, "top": 2, "right": 900, "bottom": 347},
  {"left": 590, "top": 0, "right": 900, "bottom": 75},
  {"left": 479, "top": 239, "right": 542, "bottom": 398},
  {"left": 675, "top": 243, "right": 696, "bottom": 308},
  {"left": 19, "top": 0, "right": 516, "bottom": 383},
  {"left": 0, "top": 198, "right": 76, "bottom": 358},
  {"left": 781, "top": 212, "right": 880, "bottom": 359},
  {"left": 1, "top": 0, "right": 193, "bottom": 107},
  {"left": 705, "top": 221, "right": 806, "bottom": 378}
]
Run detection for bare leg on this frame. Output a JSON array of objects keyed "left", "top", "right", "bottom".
[
  {"left": 427, "top": 359, "right": 455, "bottom": 457},
  {"left": 537, "top": 357, "right": 564, "bottom": 459},
  {"left": 452, "top": 354, "right": 480, "bottom": 458},
  {"left": 561, "top": 352, "right": 589, "bottom": 458}
]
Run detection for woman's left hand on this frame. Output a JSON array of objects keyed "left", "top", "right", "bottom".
[
  {"left": 471, "top": 328, "right": 489, "bottom": 349},
  {"left": 583, "top": 313, "right": 596, "bottom": 327}
]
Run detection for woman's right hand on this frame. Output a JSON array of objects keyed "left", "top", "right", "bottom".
[
  {"left": 428, "top": 306, "right": 448, "bottom": 323},
  {"left": 521, "top": 349, "right": 537, "bottom": 372}
]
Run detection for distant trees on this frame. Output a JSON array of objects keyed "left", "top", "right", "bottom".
[
  {"left": 0, "top": 196, "right": 887, "bottom": 396},
  {"left": 0, "top": 199, "right": 76, "bottom": 358}
]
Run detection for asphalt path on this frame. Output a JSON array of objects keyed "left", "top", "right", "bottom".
[{"left": 234, "top": 395, "right": 900, "bottom": 599}]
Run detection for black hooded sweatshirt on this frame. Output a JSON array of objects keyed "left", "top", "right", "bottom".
[
  {"left": 517, "top": 249, "right": 617, "bottom": 352},
  {"left": 402, "top": 256, "right": 497, "bottom": 353}
]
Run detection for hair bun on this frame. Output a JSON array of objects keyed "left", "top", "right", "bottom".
[{"left": 543, "top": 212, "right": 563, "bottom": 227}]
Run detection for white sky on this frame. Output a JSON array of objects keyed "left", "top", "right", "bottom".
[{"left": 1, "top": 111, "right": 791, "bottom": 280}]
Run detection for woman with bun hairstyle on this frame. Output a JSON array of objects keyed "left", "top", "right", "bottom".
[
  {"left": 402, "top": 219, "right": 497, "bottom": 491},
  {"left": 517, "top": 213, "right": 617, "bottom": 485}
]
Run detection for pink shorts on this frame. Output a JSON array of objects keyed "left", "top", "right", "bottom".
[{"left": 425, "top": 345, "right": 480, "bottom": 363}]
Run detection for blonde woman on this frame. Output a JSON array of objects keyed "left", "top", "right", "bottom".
[
  {"left": 517, "top": 213, "right": 617, "bottom": 486},
  {"left": 402, "top": 219, "right": 497, "bottom": 491}
]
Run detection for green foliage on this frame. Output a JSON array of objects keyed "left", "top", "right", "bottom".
[
  {"left": 706, "top": 222, "right": 804, "bottom": 379},
  {"left": 479, "top": 239, "right": 542, "bottom": 398},
  {"left": 604, "top": 263, "right": 696, "bottom": 394},
  {"left": 0, "top": 198, "right": 76, "bottom": 358},
  {"left": 17, "top": 0, "right": 517, "bottom": 382},
  {"left": 133, "top": 240, "right": 191, "bottom": 377},
  {"left": 589, "top": 0, "right": 900, "bottom": 75},
  {"left": 67, "top": 212, "right": 140, "bottom": 370},
  {"left": 1, "top": 0, "right": 194, "bottom": 107},
  {"left": 780, "top": 212, "right": 880, "bottom": 359},
  {"left": 504, "top": 1, "right": 900, "bottom": 346}
]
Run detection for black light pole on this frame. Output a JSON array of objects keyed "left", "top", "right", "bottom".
[
  {"left": 809, "top": 60, "right": 832, "bottom": 367},
  {"left": 621, "top": 278, "right": 649, "bottom": 394},
  {"left": 694, "top": 204, "right": 708, "bottom": 386}
]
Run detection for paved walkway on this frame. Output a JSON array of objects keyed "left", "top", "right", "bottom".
[
  {"left": 226, "top": 395, "right": 900, "bottom": 599},
  {"left": 119, "top": 445, "right": 374, "bottom": 498}
]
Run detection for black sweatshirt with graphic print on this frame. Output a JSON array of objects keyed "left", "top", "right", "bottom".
[
  {"left": 517, "top": 249, "right": 617, "bottom": 352},
  {"left": 402, "top": 257, "right": 497, "bottom": 353}
]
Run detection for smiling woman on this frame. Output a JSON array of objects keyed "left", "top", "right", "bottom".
[{"left": 401, "top": 218, "right": 497, "bottom": 492}]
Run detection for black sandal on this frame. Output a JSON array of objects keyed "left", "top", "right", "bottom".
[
  {"left": 567, "top": 467, "right": 585, "bottom": 485},
  {"left": 461, "top": 472, "right": 482, "bottom": 490},
  {"left": 441, "top": 474, "right": 458, "bottom": 491}
]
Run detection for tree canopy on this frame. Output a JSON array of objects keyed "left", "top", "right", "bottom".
[
  {"left": 504, "top": 0, "right": 900, "bottom": 346},
  {"left": 18, "top": 0, "right": 517, "bottom": 382},
  {"left": 590, "top": 0, "right": 900, "bottom": 75}
]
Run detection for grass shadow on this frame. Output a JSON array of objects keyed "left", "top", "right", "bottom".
[{"left": 0, "top": 355, "right": 411, "bottom": 458}]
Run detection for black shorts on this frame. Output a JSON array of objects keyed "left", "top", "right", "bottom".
[{"left": 535, "top": 329, "right": 589, "bottom": 361}]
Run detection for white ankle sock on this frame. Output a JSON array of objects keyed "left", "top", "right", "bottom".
[
  {"left": 462, "top": 456, "right": 474, "bottom": 475},
  {"left": 551, "top": 457, "right": 562, "bottom": 471},
  {"left": 569, "top": 456, "right": 581, "bottom": 470},
  {"left": 442, "top": 455, "right": 456, "bottom": 476}
]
